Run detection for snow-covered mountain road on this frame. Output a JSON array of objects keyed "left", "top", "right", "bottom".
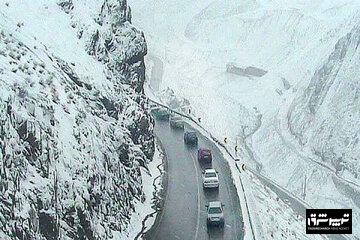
[{"left": 143, "top": 119, "right": 244, "bottom": 240}]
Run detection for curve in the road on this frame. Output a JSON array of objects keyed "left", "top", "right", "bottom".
[
  {"left": 189, "top": 151, "right": 201, "bottom": 240},
  {"left": 144, "top": 119, "right": 244, "bottom": 240}
]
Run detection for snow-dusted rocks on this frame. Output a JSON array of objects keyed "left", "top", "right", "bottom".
[
  {"left": 0, "top": 0, "right": 154, "bottom": 239},
  {"left": 57, "top": 0, "right": 74, "bottom": 14}
]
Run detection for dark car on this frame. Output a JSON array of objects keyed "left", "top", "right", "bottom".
[
  {"left": 184, "top": 131, "right": 198, "bottom": 145},
  {"left": 169, "top": 115, "right": 184, "bottom": 129},
  {"left": 151, "top": 107, "right": 170, "bottom": 120},
  {"left": 198, "top": 148, "right": 212, "bottom": 163}
]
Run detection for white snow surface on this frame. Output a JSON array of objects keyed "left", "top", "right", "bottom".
[
  {"left": 131, "top": 0, "right": 360, "bottom": 238},
  {"left": 0, "top": 0, "right": 156, "bottom": 239},
  {"left": 114, "top": 142, "right": 163, "bottom": 240}
]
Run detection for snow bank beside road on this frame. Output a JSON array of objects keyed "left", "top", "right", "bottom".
[
  {"left": 115, "top": 142, "right": 164, "bottom": 239},
  {"left": 245, "top": 172, "right": 327, "bottom": 240}
]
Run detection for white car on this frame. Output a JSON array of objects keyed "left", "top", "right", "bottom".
[
  {"left": 206, "top": 201, "right": 225, "bottom": 227},
  {"left": 202, "top": 169, "right": 219, "bottom": 189}
]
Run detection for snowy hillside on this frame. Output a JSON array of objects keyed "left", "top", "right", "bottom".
[
  {"left": 0, "top": 0, "right": 155, "bottom": 239},
  {"left": 130, "top": 0, "right": 360, "bottom": 238},
  {"left": 289, "top": 23, "right": 360, "bottom": 182}
]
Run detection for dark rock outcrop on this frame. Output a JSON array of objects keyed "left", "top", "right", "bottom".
[{"left": 0, "top": 1, "right": 154, "bottom": 239}]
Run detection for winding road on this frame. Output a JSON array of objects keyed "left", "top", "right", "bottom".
[
  {"left": 144, "top": 119, "right": 244, "bottom": 240},
  {"left": 143, "top": 53, "right": 352, "bottom": 240}
]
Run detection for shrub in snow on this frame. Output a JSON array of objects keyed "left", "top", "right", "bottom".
[{"left": 0, "top": 0, "right": 154, "bottom": 239}]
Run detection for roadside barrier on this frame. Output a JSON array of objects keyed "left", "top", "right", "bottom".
[
  {"left": 148, "top": 98, "right": 256, "bottom": 240},
  {"left": 149, "top": 98, "right": 352, "bottom": 240}
]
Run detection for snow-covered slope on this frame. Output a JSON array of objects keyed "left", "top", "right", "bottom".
[
  {"left": 251, "top": 21, "right": 360, "bottom": 239},
  {"left": 0, "top": 0, "right": 155, "bottom": 239},
  {"left": 289, "top": 23, "right": 360, "bottom": 180},
  {"left": 130, "top": 0, "right": 360, "bottom": 238}
]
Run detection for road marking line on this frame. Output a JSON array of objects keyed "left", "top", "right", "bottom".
[
  {"left": 207, "top": 137, "right": 241, "bottom": 240},
  {"left": 189, "top": 152, "right": 201, "bottom": 240},
  {"left": 224, "top": 170, "right": 238, "bottom": 239}
]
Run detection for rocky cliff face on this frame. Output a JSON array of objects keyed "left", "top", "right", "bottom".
[
  {"left": 0, "top": 0, "right": 154, "bottom": 239},
  {"left": 288, "top": 22, "right": 360, "bottom": 179}
]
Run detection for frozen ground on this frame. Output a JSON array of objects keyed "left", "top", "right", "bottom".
[
  {"left": 0, "top": 0, "right": 156, "bottom": 239},
  {"left": 245, "top": 171, "right": 327, "bottom": 240},
  {"left": 131, "top": 0, "right": 360, "bottom": 238}
]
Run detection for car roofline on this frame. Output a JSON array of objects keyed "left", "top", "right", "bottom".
[
  {"left": 208, "top": 201, "right": 222, "bottom": 208},
  {"left": 199, "top": 148, "right": 210, "bottom": 151}
]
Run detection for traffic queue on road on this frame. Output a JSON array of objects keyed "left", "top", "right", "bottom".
[{"left": 152, "top": 107, "right": 226, "bottom": 228}]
